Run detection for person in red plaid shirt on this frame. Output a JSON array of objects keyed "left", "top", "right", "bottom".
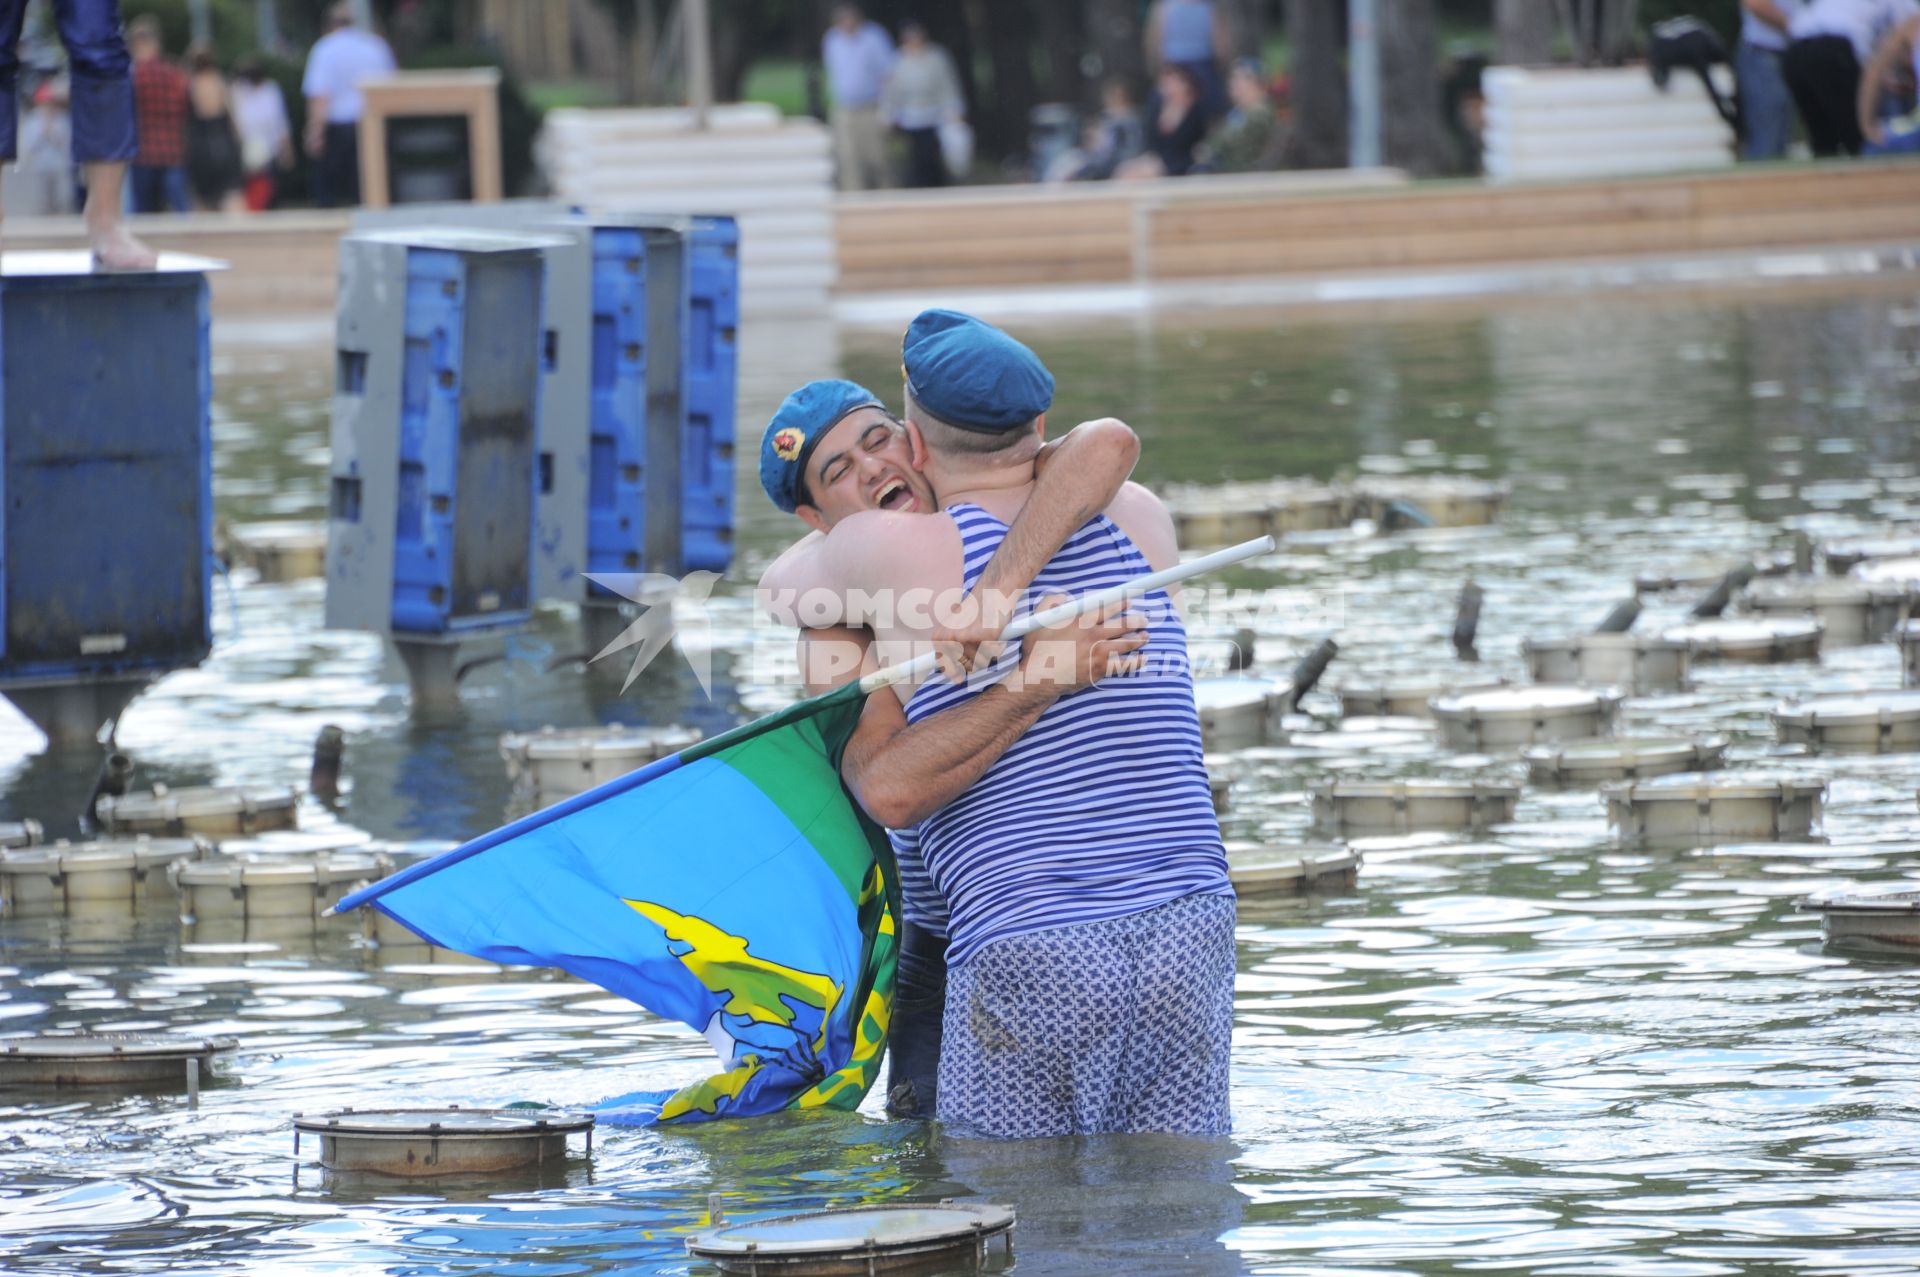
[
  {"left": 0, "top": 0, "right": 156, "bottom": 268},
  {"left": 127, "top": 14, "right": 187, "bottom": 214}
]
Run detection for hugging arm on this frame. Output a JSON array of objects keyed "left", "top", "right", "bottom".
[
  {"left": 934, "top": 417, "right": 1141, "bottom": 676},
  {"left": 837, "top": 597, "right": 1148, "bottom": 829},
  {"left": 981, "top": 417, "right": 1140, "bottom": 604},
  {"left": 760, "top": 418, "right": 1139, "bottom": 638}
]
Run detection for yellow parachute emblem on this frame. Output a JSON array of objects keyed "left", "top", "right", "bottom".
[{"left": 626, "top": 899, "right": 840, "bottom": 1031}]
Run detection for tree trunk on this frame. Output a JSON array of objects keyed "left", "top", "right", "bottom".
[
  {"left": 710, "top": 0, "right": 759, "bottom": 101},
  {"left": 630, "top": 0, "right": 659, "bottom": 104},
  {"left": 1281, "top": 0, "right": 1347, "bottom": 169},
  {"left": 974, "top": 0, "right": 1038, "bottom": 165},
  {"left": 1216, "top": 0, "right": 1266, "bottom": 61},
  {"left": 922, "top": 4, "right": 978, "bottom": 122},
  {"left": 1599, "top": 0, "right": 1641, "bottom": 62},
  {"left": 1034, "top": 0, "right": 1084, "bottom": 106},
  {"left": 571, "top": 0, "right": 625, "bottom": 86},
  {"left": 1379, "top": 0, "right": 1450, "bottom": 175},
  {"left": 1494, "top": 0, "right": 1556, "bottom": 64},
  {"left": 1085, "top": 0, "right": 1148, "bottom": 98}
]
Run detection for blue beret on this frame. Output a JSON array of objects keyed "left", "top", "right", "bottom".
[
  {"left": 902, "top": 309, "right": 1054, "bottom": 432},
  {"left": 759, "top": 379, "right": 886, "bottom": 513}
]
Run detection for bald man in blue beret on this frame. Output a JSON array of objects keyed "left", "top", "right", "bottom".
[
  {"left": 758, "top": 371, "right": 1150, "bottom": 1120},
  {"left": 761, "top": 309, "right": 1232, "bottom": 1140}
]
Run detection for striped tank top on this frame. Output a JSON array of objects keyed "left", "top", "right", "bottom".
[
  {"left": 904, "top": 504, "right": 1232, "bottom": 968},
  {"left": 889, "top": 824, "right": 947, "bottom": 937}
]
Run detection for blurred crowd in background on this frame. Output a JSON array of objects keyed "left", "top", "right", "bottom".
[
  {"left": 4, "top": 0, "right": 1917, "bottom": 219},
  {"left": 820, "top": 0, "right": 1287, "bottom": 188},
  {"left": 5, "top": 0, "right": 398, "bottom": 216}
]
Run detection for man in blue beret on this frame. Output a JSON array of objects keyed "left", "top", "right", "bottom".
[
  {"left": 757, "top": 370, "right": 1149, "bottom": 1120},
  {"left": 760, "top": 309, "right": 1232, "bottom": 1140}
]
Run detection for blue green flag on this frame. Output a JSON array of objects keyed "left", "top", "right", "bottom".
[{"left": 333, "top": 682, "right": 897, "bottom": 1125}]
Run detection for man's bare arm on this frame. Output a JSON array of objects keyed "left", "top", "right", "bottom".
[
  {"left": 801, "top": 626, "right": 1053, "bottom": 829},
  {"left": 842, "top": 598, "right": 1148, "bottom": 829},
  {"left": 760, "top": 510, "right": 957, "bottom": 631},
  {"left": 933, "top": 418, "right": 1140, "bottom": 677},
  {"left": 841, "top": 676, "right": 1057, "bottom": 829},
  {"left": 798, "top": 625, "right": 875, "bottom": 697},
  {"left": 978, "top": 417, "right": 1139, "bottom": 605},
  {"left": 760, "top": 529, "right": 828, "bottom": 623}
]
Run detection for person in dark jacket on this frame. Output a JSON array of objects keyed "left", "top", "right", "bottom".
[{"left": 1144, "top": 64, "right": 1208, "bottom": 177}]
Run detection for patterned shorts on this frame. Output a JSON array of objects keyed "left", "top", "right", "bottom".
[{"left": 936, "top": 892, "right": 1236, "bottom": 1139}]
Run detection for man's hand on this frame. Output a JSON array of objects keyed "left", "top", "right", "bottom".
[
  {"left": 305, "top": 120, "right": 326, "bottom": 156},
  {"left": 931, "top": 587, "right": 1019, "bottom": 684},
  {"left": 1002, "top": 593, "right": 1149, "bottom": 696}
]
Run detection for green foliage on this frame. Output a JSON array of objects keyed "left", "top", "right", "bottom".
[
  {"left": 402, "top": 46, "right": 546, "bottom": 197},
  {"left": 741, "top": 58, "right": 809, "bottom": 116},
  {"left": 525, "top": 80, "right": 622, "bottom": 112},
  {"left": 120, "top": 0, "right": 258, "bottom": 61}
]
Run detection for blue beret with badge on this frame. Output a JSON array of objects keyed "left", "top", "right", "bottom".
[
  {"left": 759, "top": 378, "right": 886, "bottom": 513},
  {"left": 901, "top": 308, "right": 1054, "bottom": 432}
]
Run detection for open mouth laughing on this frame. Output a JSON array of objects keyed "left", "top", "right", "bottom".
[{"left": 872, "top": 475, "right": 922, "bottom": 512}]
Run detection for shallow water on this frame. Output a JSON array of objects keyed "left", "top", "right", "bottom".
[{"left": 5, "top": 281, "right": 1920, "bottom": 1275}]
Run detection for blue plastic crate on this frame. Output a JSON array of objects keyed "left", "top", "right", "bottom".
[
  {"left": 0, "top": 264, "right": 212, "bottom": 682},
  {"left": 585, "top": 225, "right": 649, "bottom": 595},
  {"left": 681, "top": 216, "right": 739, "bottom": 575},
  {"left": 378, "top": 244, "right": 545, "bottom": 635}
]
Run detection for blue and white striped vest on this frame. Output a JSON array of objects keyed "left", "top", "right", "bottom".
[{"left": 903, "top": 504, "right": 1231, "bottom": 967}]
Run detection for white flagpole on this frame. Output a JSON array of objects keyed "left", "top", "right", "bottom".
[{"left": 857, "top": 534, "right": 1275, "bottom": 695}]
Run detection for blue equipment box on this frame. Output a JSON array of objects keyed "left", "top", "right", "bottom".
[
  {"left": 327, "top": 229, "right": 558, "bottom": 638},
  {"left": 681, "top": 216, "right": 739, "bottom": 575},
  {"left": 338, "top": 207, "right": 739, "bottom": 603},
  {"left": 0, "top": 256, "right": 213, "bottom": 682},
  {"left": 584, "top": 223, "right": 649, "bottom": 593},
  {"left": 537, "top": 212, "right": 739, "bottom": 595}
]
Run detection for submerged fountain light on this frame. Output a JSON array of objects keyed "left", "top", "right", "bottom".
[
  {"left": 1224, "top": 843, "right": 1361, "bottom": 896},
  {"left": 1661, "top": 616, "right": 1824, "bottom": 664},
  {"left": 1521, "top": 632, "right": 1691, "bottom": 694},
  {"left": 1309, "top": 780, "right": 1519, "bottom": 835},
  {"left": 687, "top": 1201, "right": 1015, "bottom": 1275},
  {"left": 1523, "top": 735, "right": 1729, "bottom": 785},
  {"left": 1335, "top": 679, "right": 1506, "bottom": 721},
  {"left": 1430, "top": 686, "right": 1622, "bottom": 751},
  {"left": 293, "top": 1106, "right": 594, "bottom": 1177},
  {"left": 97, "top": 783, "right": 300, "bottom": 839},
  {"left": 1773, "top": 691, "right": 1920, "bottom": 755},
  {"left": 499, "top": 724, "right": 704, "bottom": 802},
  {"left": 1602, "top": 772, "right": 1826, "bottom": 846}
]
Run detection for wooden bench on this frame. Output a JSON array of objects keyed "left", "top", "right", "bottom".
[
  {"left": 834, "top": 169, "right": 1409, "bottom": 293},
  {"left": 1145, "top": 163, "right": 1920, "bottom": 280}
]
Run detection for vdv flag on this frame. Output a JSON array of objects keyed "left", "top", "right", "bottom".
[
  {"left": 331, "top": 681, "right": 897, "bottom": 1126},
  {"left": 329, "top": 535, "right": 1269, "bottom": 1127}
]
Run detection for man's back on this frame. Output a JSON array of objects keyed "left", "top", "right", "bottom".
[
  {"left": 903, "top": 502, "right": 1229, "bottom": 968},
  {"left": 303, "top": 28, "right": 395, "bottom": 123}
]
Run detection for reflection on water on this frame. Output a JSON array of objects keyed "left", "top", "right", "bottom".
[{"left": 5, "top": 283, "right": 1920, "bottom": 1274}]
